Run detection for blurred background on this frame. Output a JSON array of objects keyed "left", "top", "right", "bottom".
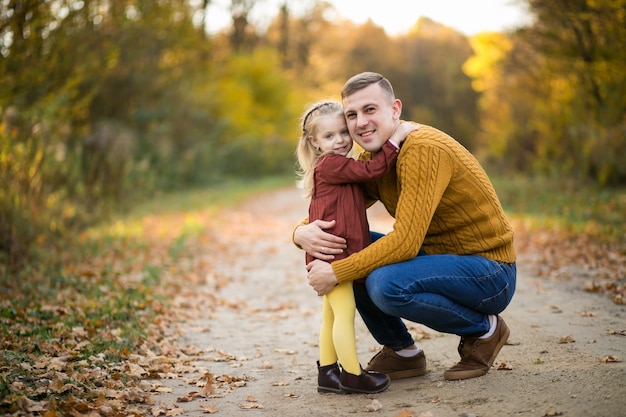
[{"left": 1, "top": 0, "right": 625, "bottom": 268}]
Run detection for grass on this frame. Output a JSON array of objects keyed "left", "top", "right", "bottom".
[
  {"left": 123, "top": 175, "right": 294, "bottom": 218},
  {"left": 492, "top": 174, "right": 626, "bottom": 243}
]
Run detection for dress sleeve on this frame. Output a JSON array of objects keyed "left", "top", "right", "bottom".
[{"left": 316, "top": 141, "right": 399, "bottom": 185}]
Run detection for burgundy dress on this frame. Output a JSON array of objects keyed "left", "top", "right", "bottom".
[{"left": 306, "top": 141, "right": 400, "bottom": 275}]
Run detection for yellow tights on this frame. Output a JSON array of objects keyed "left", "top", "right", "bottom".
[{"left": 318, "top": 281, "right": 360, "bottom": 375}]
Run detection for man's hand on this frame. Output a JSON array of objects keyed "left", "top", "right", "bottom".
[
  {"left": 306, "top": 260, "right": 339, "bottom": 296},
  {"left": 294, "top": 220, "right": 346, "bottom": 261}
]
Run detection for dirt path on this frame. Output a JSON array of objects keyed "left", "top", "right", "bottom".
[{"left": 144, "top": 187, "right": 626, "bottom": 417}]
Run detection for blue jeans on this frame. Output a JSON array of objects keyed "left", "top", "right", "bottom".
[{"left": 353, "top": 232, "right": 516, "bottom": 351}]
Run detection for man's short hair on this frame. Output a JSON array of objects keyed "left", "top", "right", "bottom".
[{"left": 341, "top": 72, "right": 395, "bottom": 100}]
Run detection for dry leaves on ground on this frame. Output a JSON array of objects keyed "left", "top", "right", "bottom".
[
  {"left": 2, "top": 190, "right": 624, "bottom": 415},
  {"left": 512, "top": 220, "right": 626, "bottom": 304}
]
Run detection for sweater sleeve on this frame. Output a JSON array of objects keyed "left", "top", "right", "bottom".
[{"left": 331, "top": 139, "right": 453, "bottom": 283}]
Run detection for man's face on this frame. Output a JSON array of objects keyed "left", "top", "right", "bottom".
[{"left": 342, "top": 83, "right": 402, "bottom": 152}]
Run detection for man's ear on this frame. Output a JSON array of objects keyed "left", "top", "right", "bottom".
[{"left": 392, "top": 99, "right": 403, "bottom": 120}]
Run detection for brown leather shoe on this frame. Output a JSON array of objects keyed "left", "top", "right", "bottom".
[
  {"left": 444, "top": 316, "right": 510, "bottom": 381},
  {"left": 317, "top": 361, "right": 342, "bottom": 393},
  {"left": 365, "top": 346, "right": 427, "bottom": 380},
  {"left": 339, "top": 368, "right": 390, "bottom": 394}
]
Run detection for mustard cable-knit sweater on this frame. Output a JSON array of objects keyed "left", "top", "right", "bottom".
[{"left": 330, "top": 124, "right": 517, "bottom": 284}]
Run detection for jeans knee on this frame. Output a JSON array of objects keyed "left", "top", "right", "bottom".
[{"left": 366, "top": 271, "right": 400, "bottom": 312}]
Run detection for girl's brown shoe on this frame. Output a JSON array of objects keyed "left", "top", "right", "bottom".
[
  {"left": 317, "top": 361, "right": 342, "bottom": 393},
  {"left": 339, "top": 368, "right": 390, "bottom": 394}
]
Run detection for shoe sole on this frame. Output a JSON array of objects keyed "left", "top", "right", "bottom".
[
  {"left": 317, "top": 387, "right": 346, "bottom": 394},
  {"left": 444, "top": 320, "right": 511, "bottom": 381},
  {"left": 338, "top": 379, "right": 391, "bottom": 394},
  {"left": 386, "top": 365, "right": 427, "bottom": 380}
]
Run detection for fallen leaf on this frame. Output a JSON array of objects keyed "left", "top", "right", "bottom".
[
  {"left": 549, "top": 305, "right": 562, "bottom": 313},
  {"left": 497, "top": 362, "right": 513, "bottom": 370},
  {"left": 127, "top": 363, "right": 148, "bottom": 378},
  {"left": 201, "top": 404, "right": 218, "bottom": 414},
  {"left": 212, "top": 349, "right": 236, "bottom": 362},
  {"left": 558, "top": 335, "right": 575, "bottom": 344},
  {"left": 584, "top": 281, "right": 602, "bottom": 292},
  {"left": 22, "top": 398, "right": 47, "bottom": 413},
  {"left": 151, "top": 405, "right": 167, "bottom": 416},
  {"left": 599, "top": 355, "right": 623, "bottom": 363},
  {"left": 176, "top": 393, "right": 195, "bottom": 402},
  {"left": 71, "top": 326, "right": 89, "bottom": 339},
  {"left": 238, "top": 403, "right": 264, "bottom": 409},
  {"left": 364, "top": 399, "right": 382, "bottom": 412},
  {"left": 274, "top": 349, "right": 297, "bottom": 355},
  {"left": 199, "top": 373, "right": 215, "bottom": 396},
  {"left": 543, "top": 408, "right": 564, "bottom": 416}
]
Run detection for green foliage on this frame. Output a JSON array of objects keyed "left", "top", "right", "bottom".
[
  {"left": 205, "top": 48, "right": 305, "bottom": 177},
  {"left": 0, "top": 1, "right": 303, "bottom": 268}
]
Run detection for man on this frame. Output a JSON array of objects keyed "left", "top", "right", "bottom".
[{"left": 293, "top": 72, "right": 516, "bottom": 381}]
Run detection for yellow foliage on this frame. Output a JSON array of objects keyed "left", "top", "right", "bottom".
[
  {"left": 462, "top": 32, "right": 514, "bottom": 156},
  {"left": 463, "top": 32, "right": 512, "bottom": 93}
]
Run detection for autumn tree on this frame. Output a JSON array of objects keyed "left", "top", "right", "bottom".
[
  {"left": 264, "top": 0, "right": 340, "bottom": 94},
  {"left": 469, "top": 0, "right": 626, "bottom": 183},
  {"left": 0, "top": 0, "right": 253, "bottom": 268},
  {"left": 229, "top": 0, "right": 257, "bottom": 51},
  {"left": 265, "top": 10, "right": 481, "bottom": 149},
  {"left": 463, "top": 31, "right": 538, "bottom": 171},
  {"left": 394, "top": 18, "right": 479, "bottom": 150}
]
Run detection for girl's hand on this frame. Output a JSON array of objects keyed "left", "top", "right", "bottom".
[
  {"left": 390, "top": 121, "right": 420, "bottom": 145},
  {"left": 306, "top": 260, "right": 339, "bottom": 296}
]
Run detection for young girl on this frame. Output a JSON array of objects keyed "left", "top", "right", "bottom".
[{"left": 296, "top": 101, "right": 418, "bottom": 394}]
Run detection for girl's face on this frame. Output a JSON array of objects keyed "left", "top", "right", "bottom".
[{"left": 309, "top": 114, "right": 353, "bottom": 156}]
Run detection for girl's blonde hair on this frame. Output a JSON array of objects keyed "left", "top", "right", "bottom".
[{"left": 295, "top": 101, "right": 346, "bottom": 198}]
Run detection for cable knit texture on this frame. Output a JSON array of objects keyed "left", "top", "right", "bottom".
[{"left": 331, "top": 125, "right": 517, "bottom": 284}]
